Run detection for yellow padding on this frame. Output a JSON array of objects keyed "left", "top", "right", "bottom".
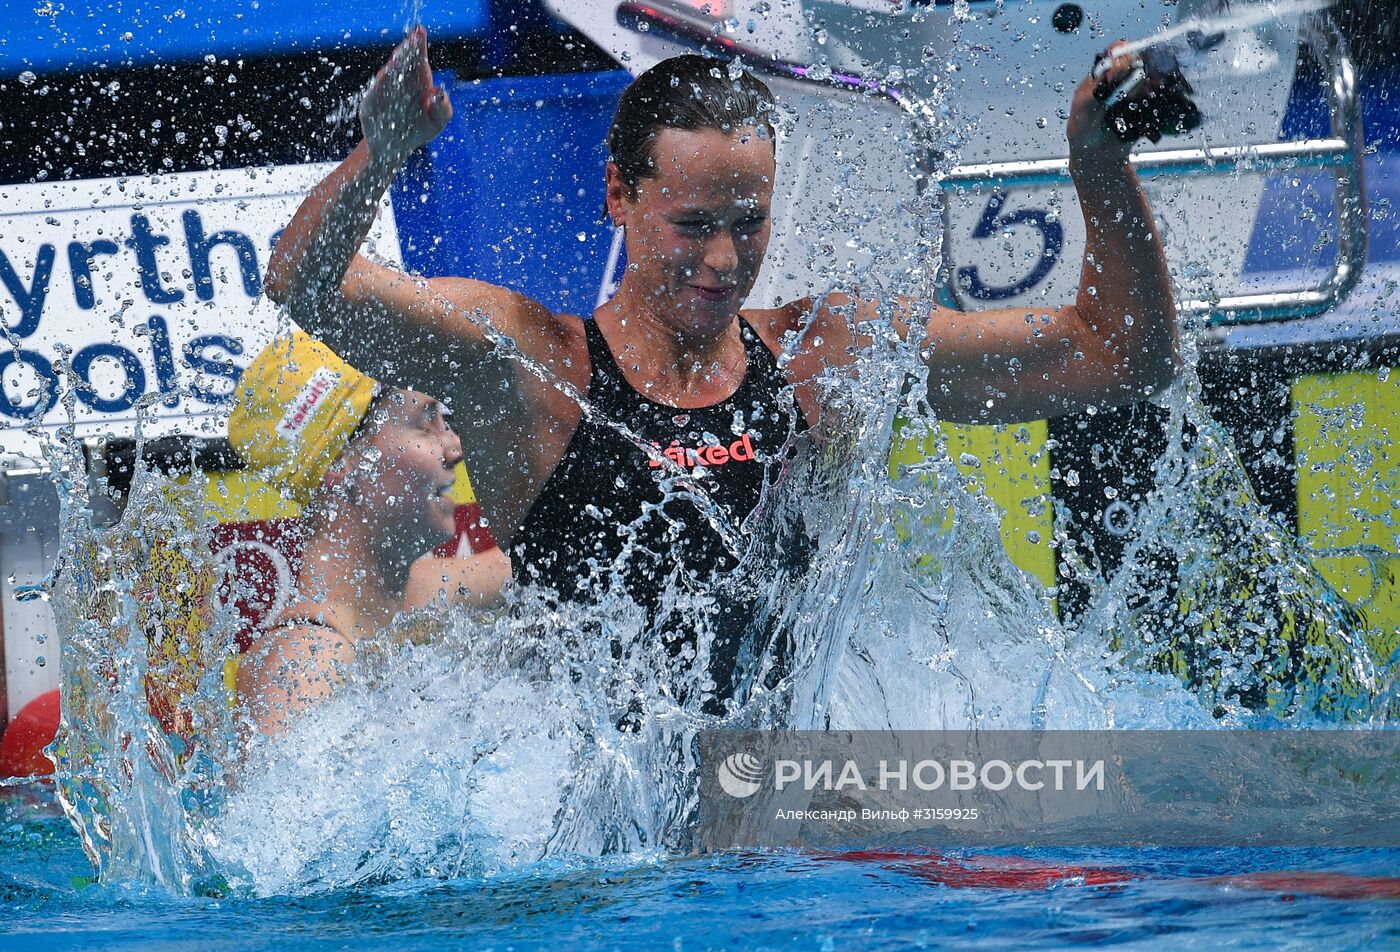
[
  {"left": 889, "top": 418, "right": 1054, "bottom": 587},
  {"left": 1294, "top": 371, "right": 1400, "bottom": 662},
  {"left": 446, "top": 462, "right": 478, "bottom": 506}
]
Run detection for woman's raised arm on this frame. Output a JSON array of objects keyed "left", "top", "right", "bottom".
[
  {"left": 264, "top": 27, "right": 544, "bottom": 401},
  {"left": 922, "top": 49, "right": 1179, "bottom": 424}
]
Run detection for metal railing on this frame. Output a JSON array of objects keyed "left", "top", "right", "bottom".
[
  {"left": 615, "top": 1, "right": 1367, "bottom": 327},
  {"left": 616, "top": 2, "right": 941, "bottom": 130},
  {"left": 614, "top": 0, "right": 942, "bottom": 178}
]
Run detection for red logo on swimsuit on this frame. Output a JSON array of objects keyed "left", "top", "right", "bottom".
[{"left": 649, "top": 433, "right": 756, "bottom": 469}]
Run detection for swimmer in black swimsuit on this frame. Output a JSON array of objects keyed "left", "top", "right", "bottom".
[
  {"left": 511, "top": 314, "right": 806, "bottom": 710},
  {"left": 268, "top": 29, "right": 1178, "bottom": 709}
]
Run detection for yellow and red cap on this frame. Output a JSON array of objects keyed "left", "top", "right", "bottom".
[{"left": 227, "top": 331, "right": 379, "bottom": 507}]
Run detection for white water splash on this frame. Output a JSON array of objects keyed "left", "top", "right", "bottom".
[
  {"left": 1114, "top": 0, "right": 1335, "bottom": 61},
  {"left": 38, "top": 0, "right": 1394, "bottom": 896}
]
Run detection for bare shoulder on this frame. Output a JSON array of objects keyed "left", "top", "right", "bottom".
[
  {"left": 741, "top": 299, "right": 813, "bottom": 356},
  {"left": 428, "top": 278, "right": 590, "bottom": 384},
  {"left": 741, "top": 299, "right": 833, "bottom": 426},
  {"left": 744, "top": 294, "right": 871, "bottom": 370},
  {"left": 405, "top": 549, "right": 512, "bottom": 611},
  {"left": 235, "top": 617, "right": 357, "bottom": 738},
  {"left": 236, "top": 617, "right": 354, "bottom": 701}
]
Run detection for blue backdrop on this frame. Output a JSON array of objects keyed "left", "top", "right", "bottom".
[
  {"left": 391, "top": 70, "right": 631, "bottom": 317},
  {"left": 0, "top": 0, "right": 488, "bottom": 73}
]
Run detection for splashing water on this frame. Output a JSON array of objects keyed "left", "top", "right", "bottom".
[
  {"left": 48, "top": 471, "right": 236, "bottom": 893},
  {"left": 1112, "top": 0, "right": 1336, "bottom": 61},
  {"left": 44, "top": 349, "right": 1389, "bottom": 895},
  {"left": 33, "top": 3, "right": 1396, "bottom": 899},
  {"left": 1068, "top": 366, "right": 1390, "bottom": 723}
]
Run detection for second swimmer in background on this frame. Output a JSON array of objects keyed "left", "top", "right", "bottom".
[{"left": 228, "top": 331, "right": 509, "bottom": 739}]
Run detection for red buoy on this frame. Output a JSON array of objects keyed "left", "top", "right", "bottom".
[{"left": 0, "top": 689, "right": 60, "bottom": 778}]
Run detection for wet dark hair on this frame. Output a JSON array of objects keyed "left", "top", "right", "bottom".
[{"left": 606, "top": 55, "right": 777, "bottom": 195}]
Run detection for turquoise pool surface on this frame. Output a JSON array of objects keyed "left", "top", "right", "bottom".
[{"left": 4, "top": 784, "right": 1397, "bottom": 951}]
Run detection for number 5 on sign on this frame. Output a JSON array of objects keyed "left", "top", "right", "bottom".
[{"left": 954, "top": 190, "right": 1064, "bottom": 302}]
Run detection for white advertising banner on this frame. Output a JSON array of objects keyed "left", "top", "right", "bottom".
[{"left": 0, "top": 164, "right": 402, "bottom": 462}]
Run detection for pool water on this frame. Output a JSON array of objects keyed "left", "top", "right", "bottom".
[{"left": 4, "top": 784, "right": 1397, "bottom": 951}]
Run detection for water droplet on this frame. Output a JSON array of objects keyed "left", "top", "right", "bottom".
[
  {"left": 13, "top": 584, "right": 49, "bottom": 602},
  {"left": 18, "top": 70, "right": 37, "bottom": 86}
]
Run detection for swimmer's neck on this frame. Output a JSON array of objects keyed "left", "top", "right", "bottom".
[
  {"left": 295, "top": 516, "right": 413, "bottom": 639},
  {"left": 595, "top": 286, "right": 746, "bottom": 400}
]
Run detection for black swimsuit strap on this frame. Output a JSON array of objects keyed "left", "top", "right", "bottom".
[
  {"left": 263, "top": 615, "right": 343, "bottom": 638},
  {"left": 510, "top": 315, "right": 809, "bottom": 713},
  {"left": 582, "top": 317, "right": 608, "bottom": 383}
]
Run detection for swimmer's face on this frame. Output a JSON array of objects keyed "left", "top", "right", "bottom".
[
  {"left": 347, "top": 388, "right": 463, "bottom": 551},
  {"left": 608, "top": 126, "right": 775, "bottom": 337}
]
